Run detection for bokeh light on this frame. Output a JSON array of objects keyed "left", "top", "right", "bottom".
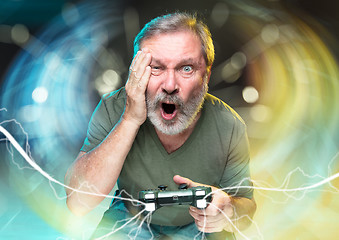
[
  {"left": 32, "top": 87, "right": 48, "bottom": 103},
  {"left": 242, "top": 86, "right": 259, "bottom": 103}
]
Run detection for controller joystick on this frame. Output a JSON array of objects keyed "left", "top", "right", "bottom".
[{"left": 158, "top": 185, "right": 168, "bottom": 190}]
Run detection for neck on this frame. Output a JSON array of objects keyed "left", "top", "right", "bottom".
[{"left": 155, "top": 111, "right": 201, "bottom": 154}]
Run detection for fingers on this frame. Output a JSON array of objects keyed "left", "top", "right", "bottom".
[
  {"left": 190, "top": 207, "right": 231, "bottom": 233},
  {"left": 138, "top": 66, "right": 151, "bottom": 89},
  {"left": 195, "top": 221, "right": 226, "bottom": 233},
  {"left": 173, "top": 175, "right": 199, "bottom": 188},
  {"left": 128, "top": 49, "right": 151, "bottom": 90},
  {"left": 189, "top": 189, "right": 234, "bottom": 233},
  {"left": 190, "top": 192, "right": 232, "bottom": 217},
  {"left": 190, "top": 202, "right": 230, "bottom": 218},
  {"left": 124, "top": 49, "right": 152, "bottom": 126},
  {"left": 190, "top": 207, "right": 227, "bottom": 223}
]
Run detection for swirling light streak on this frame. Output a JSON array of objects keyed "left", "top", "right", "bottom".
[
  {"left": 1, "top": 0, "right": 339, "bottom": 239},
  {"left": 0, "top": 1, "right": 127, "bottom": 238},
  {"left": 226, "top": 3, "right": 339, "bottom": 239}
]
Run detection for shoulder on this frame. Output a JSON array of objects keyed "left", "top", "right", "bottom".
[
  {"left": 99, "top": 87, "right": 127, "bottom": 112},
  {"left": 92, "top": 87, "right": 126, "bottom": 124},
  {"left": 102, "top": 87, "right": 127, "bottom": 104},
  {"left": 204, "top": 93, "right": 246, "bottom": 128}
]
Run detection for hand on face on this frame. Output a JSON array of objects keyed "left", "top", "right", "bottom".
[
  {"left": 173, "top": 175, "right": 235, "bottom": 233},
  {"left": 124, "top": 49, "right": 152, "bottom": 126}
]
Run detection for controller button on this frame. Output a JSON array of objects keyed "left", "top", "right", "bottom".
[
  {"left": 179, "top": 183, "right": 188, "bottom": 190},
  {"left": 145, "top": 193, "right": 155, "bottom": 199},
  {"left": 196, "top": 190, "right": 206, "bottom": 196},
  {"left": 144, "top": 203, "right": 156, "bottom": 212},
  {"left": 196, "top": 199, "right": 207, "bottom": 208}
]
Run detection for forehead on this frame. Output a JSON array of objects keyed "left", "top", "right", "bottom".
[{"left": 141, "top": 31, "right": 205, "bottom": 65}]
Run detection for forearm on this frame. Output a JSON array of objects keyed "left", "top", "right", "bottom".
[
  {"left": 65, "top": 116, "right": 140, "bottom": 215},
  {"left": 226, "top": 196, "right": 256, "bottom": 232},
  {"left": 65, "top": 49, "right": 151, "bottom": 216}
]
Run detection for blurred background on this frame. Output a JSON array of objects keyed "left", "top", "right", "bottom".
[{"left": 0, "top": 0, "right": 338, "bottom": 239}]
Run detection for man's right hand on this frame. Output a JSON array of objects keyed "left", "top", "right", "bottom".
[
  {"left": 65, "top": 51, "right": 152, "bottom": 215},
  {"left": 124, "top": 49, "right": 152, "bottom": 126},
  {"left": 65, "top": 50, "right": 152, "bottom": 216}
]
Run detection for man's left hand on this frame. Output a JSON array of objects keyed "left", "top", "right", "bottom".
[{"left": 173, "top": 175, "right": 235, "bottom": 233}]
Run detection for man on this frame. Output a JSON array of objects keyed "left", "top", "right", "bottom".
[{"left": 65, "top": 13, "right": 256, "bottom": 239}]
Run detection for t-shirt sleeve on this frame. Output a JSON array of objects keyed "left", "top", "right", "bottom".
[
  {"left": 80, "top": 97, "right": 113, "bottom": 153},
  {"left": 219, "top": 120, "right": 254, "bottom": 199}
]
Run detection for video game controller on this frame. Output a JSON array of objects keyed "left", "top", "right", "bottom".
[{"left": 138, "top": 184, "right": 212, "bottom": 213}]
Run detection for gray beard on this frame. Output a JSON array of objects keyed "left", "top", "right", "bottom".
[{"left": 146, "top": 81, "right": 208, "bottom": 135}]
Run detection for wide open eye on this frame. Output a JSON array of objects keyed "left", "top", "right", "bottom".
[
  {"left": 182, "top": 66, "right": 193, "bottom": 73},
  {"left": 180, "top": 65, "right": 194, "bottom": 77}
]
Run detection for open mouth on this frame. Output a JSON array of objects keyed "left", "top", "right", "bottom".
[
  {"left": 162, "top": 103, "right": 176, "bottom": 114},
  {"left": 161, "top": 103, "right": 177, "bottom": 120}
]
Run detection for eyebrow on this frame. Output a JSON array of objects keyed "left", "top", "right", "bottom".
[{"left": 151, "top": 57, "right": 202, "bottom": 68}]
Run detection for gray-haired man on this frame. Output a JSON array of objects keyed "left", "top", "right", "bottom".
[{"left": 65, "top": 12, "right": 256, "bottom": 239}]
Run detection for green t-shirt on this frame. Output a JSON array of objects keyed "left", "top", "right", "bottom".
[{"left": 81, "top": 88, "right": 253, "bottom": 226}]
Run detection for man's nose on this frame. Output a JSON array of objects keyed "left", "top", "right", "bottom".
[{"left": 162, "top": 70, "right": 179, "bottom": 95}]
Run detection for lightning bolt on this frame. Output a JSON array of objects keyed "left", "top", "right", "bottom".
[
  {"left": 95, "top": 210, "right": 148, "bottom": 240},
  {"left": 1, "top": 117, "right": 339, "bottom": 240},
  {"left": 0, "top": 120, "right": 153, "bottom": 239},
  {"left": 0, "top": 124, "right": 147, "bottom": 204}
]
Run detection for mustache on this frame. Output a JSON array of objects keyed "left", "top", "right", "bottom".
[{"left": 146, "top": 92, "right": 184, "bottom": 109}]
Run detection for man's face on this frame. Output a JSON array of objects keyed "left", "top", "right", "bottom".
[{"left": 141, "top": 31, "right": 209, "bottom": 135}]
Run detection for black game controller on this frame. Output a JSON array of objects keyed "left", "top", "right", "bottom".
[{"left": 138, "top": 184, "right": 212, "bottom": 213}]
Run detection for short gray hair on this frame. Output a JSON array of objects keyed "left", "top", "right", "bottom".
[{"left": 133, "top": 12, "right": 215, "bottom": 71}]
